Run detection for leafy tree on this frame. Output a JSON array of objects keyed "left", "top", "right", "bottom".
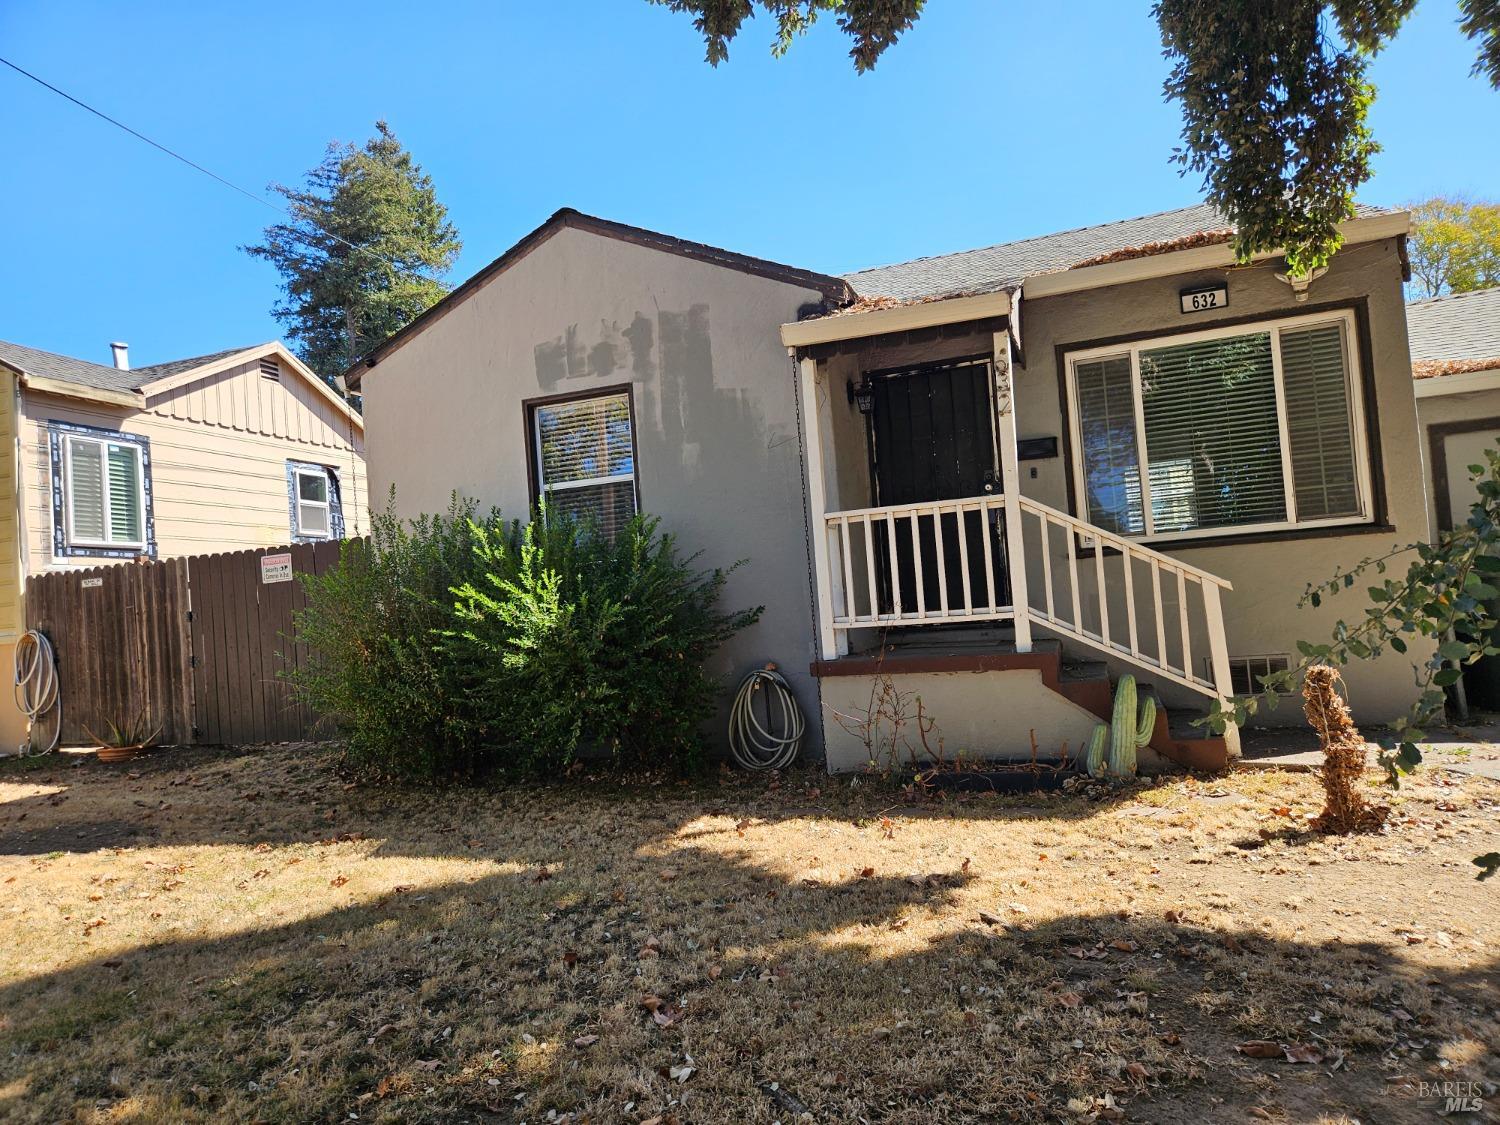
[
  {"left": 244, "top": 121, "right": 461, "bottom": 386},
  {"left": 650, "top": 1, "right": 1500, "bottom": 276},
  {"left": 1408, "top": 196, "right": 1500, "bottom": 297}
]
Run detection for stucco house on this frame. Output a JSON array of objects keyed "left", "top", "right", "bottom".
[
  {"left": 0, "top": 338, "right": 366, "bottom": 744},
  {"left": 352, "top": 203, "right": 1425, "bottom": 772}
]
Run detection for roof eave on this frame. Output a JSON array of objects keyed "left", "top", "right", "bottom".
[
  {"left": 14, "top": 370, "right": 144, "bottom": 409},
  {"left": 139, "top": 342, "right": 364, "bottom": 431},
  {"left": 1413, "top": 364, "right": 1500, "bottom": 398},
  {"left": 780, "top": 290, "right": 1013, "bottom": 349}
]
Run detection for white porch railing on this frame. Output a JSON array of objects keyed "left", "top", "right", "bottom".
[
  {"left": 823, "top": 495, "right": 1013, "bottom": 627},
  {"left": 819, "top": 493, "right": 1234, "bottom": 702}
]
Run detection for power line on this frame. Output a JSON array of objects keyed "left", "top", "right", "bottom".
[{"left": 0, "top": 54, "right": 450, "bottom": 287}]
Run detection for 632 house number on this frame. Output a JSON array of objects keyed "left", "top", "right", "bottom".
[{"left": 1180, "top": 285, "right": 1228, "bottom": 314}]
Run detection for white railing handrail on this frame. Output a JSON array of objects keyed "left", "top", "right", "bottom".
[
  {"left": 822, "top": 494, "right": 1006, "bottom": 522},
  {"left": 1014, "top": 495, "right": 1233, "bottom": 591}
]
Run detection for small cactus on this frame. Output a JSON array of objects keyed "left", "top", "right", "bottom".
[{"left": 1085, "top": 674, "right": 1156, "bottom": 778}]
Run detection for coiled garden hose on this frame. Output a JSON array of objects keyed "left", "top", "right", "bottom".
[
  {"left": 728, "top": 665, "right": 804, "bottom": 771},
  {"left": 13, "top": 630, "right": 60, "bottom": 756}
]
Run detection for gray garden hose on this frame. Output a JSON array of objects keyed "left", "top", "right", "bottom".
[
  {"left": 13, "top": 630, "right": 60, "bottom": 756},
  {"left": 728, "top": 665, "right": 804, "bottom": 771}
]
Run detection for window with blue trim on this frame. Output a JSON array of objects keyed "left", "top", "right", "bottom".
[
  {"left": 285, "top": 461, "right": 344, "bottom": 542},
  {"left": 48, "top": 422, "right": 155, "bottom": 559}
]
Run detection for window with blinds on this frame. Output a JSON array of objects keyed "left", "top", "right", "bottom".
[
  {"left": 1067, "top": 313, "right": 1367, "bottom": 540},
  {"left": 64, "top": 434, "right": 145, "bottom": 548},
  {"left": 532, "top": 391, "right": 637, "bottom": 535}
]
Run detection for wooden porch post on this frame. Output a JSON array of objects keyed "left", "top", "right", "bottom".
[
  {"left": 798, "top": 353, "right": 845, "bottom": 660},
  {"left": 993, "top": 330, "right": 1033, "bottom": 652}
]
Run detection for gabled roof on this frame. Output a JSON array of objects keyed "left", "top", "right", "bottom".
[
  {"left": 0, "top": 339, "right": 143, "bottom": 397},
  {"left": 0, "top": 338, "right": 363, "bottom": 428},
  {"left": 130, "top": 346, "right": 259, "bottom": 382},
  {"left": 1407, "top": 287, "right": 1500, "bottom": 376},
  {"left": 349, "top": 208, "right": 857, "bottom": 386},
  {"left": 842, "top": 202, "right": 1396, "bottom": 302}
]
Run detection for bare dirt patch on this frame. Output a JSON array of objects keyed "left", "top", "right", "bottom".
[{"left": 0, "top": 745, "right": 1495, "bottom": 1122}]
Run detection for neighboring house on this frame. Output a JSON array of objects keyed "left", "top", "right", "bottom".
[
  {"left": 1409, "top": 286, "right": 1500, "bottom": 534},
  {"left": 352, "top": 204, "right": 1425, "bottom": 772},
  {"left": 0, "top": 338, "right": 366, "bottom": 745}
]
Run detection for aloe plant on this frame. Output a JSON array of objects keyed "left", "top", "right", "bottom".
[{"left": 1085, "top": 675, "right": 1156, "bottom": 778}]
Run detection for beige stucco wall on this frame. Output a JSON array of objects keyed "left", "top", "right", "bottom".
[
  {"left": 820, "top": 668, "right": 1110, "bottom": 773},
  {"left": 18, "top": 357, "right": 366, "bottom": 568},
  {"left": 361, "top": 225, "right": 831, "bottom": 754}
]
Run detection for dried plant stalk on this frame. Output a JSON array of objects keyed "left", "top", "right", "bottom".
[{"left": 1301, "top": 665, "right": 1387, "bottom": 833}]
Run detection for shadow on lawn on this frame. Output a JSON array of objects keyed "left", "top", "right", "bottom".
[
  {"left": 0, "top": 743, "right": 1174, "bottom": 859},
  {"left": 1, "top": 829, "right": 1495, "bottom": 1123}
]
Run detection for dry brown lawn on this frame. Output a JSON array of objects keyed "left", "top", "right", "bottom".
[{"left": 0, "top": 744, "right": 1495, "bottom": 1124}]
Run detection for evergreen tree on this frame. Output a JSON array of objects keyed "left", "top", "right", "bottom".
[{"left": 245, "top": 122, "right": 461, "bottom": 387}]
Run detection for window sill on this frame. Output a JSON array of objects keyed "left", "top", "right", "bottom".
[{"left": 1077, "top": 520, "right": 1395, "bottom": 557}]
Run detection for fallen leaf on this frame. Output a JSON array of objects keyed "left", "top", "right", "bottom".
[
  {"left": 413, "top": 1059, "right": 441, "bottom": 1072},
  {"left": 533, "top": 866, "right": 553, "bottom": 884},
  {"left": 1110, "top": 938, "right": 1138, "bottom": 952},
  {"left": 329, "top": 874, "right": 349, "bottom": 888},
  {"left": 1269, "top": 806, "right": 1292, "bottom": 818},
  {"left": 1236, "top": 1040, "right": 1283, "bottom": 1059},
  {"left": 668, "top": 1063, "right": 695, "bottom": 1083},
  {"left": 857, "top": 866, "right": 875, "bottom": 879},
  {"left": 707, "top": 965, "right": 722, "bottom": 981},
  {"left": 1282, "top": 1044, "right": 1323, "bottom": 1065},
  {"left": 573, "top": 1034, "right": 598, "bottom": 1048},
  {"left": 977, "top": 910, "right": 1003, "bottom": 926},
  {"left": 562, "top": 950, "right": 579, "bottom": 968},
  {"left": 1058, "top": 991, "right": 1083, "bottom": 1008},
  {"left": 1125, "top": 1062, "right": 1150, "bottom": 1082},
  {"left": 659, "top": 868, "right": 679, "bottom": 882}
]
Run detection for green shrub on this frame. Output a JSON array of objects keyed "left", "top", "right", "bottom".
[
  {"left": 291, "top": 496, "right": 761, "bottom": 781},
  {"left": 449, "top": 512, "right": 762, "bottom": 775},
  {"left": 291, "top": 493, "right": 507, "bottom": 781}
]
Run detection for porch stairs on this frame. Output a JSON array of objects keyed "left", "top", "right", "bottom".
[{"left": 811, "top": 494, "right": 1240, "bottom": 771}]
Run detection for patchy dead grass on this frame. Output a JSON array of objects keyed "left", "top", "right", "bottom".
[{"left": 0, "top": 745, "right": 1495, "bottom": 1123}]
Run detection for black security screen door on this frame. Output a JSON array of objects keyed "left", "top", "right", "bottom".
[{"left": 867, "top": 360, "right": 1008, "bottom": 616}]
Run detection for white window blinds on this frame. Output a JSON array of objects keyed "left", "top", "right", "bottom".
[
  {"left": 64, "top": 434, "right": 144, "bottom": 548},
  {"left": 1069, "top": 314, "right": 1366, "bottom": 540},
  {"left": 533, "top": 392, "right": 637, "bottom": 533}
]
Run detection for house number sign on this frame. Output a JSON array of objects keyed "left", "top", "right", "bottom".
[{"left": 1180, "top": 284, "right": 1228, "bottom": 314}]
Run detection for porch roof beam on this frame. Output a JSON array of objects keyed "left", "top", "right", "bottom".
[{"left": 780, "top": 291, "right": 1012, "bottom": 349}]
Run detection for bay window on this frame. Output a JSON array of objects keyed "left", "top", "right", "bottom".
[{"left": 1065, "top": 311, "right": 1369, "bottom": 541}]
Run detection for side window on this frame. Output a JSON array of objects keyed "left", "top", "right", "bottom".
[
  {"left": 48, "top": 423, "right": 154, "bottom": 558},
  {"left": 286, "top": 462, "right": 344, "bottom": 542},
  {"left": 529, "top": 389, "right": 638, "bottom": 536}
]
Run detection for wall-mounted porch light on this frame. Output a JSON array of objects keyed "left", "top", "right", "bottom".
[{"left": 847, "top": 377, "right": 875, "bottom": 415}]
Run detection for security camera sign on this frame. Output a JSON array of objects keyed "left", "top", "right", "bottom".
[{"left": 259, "top": 553, "right": 294, "bottom": 584}]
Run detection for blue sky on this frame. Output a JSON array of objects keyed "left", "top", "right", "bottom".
[{"left": 2, "top": 1, "right": 1496, "bottom": 367}]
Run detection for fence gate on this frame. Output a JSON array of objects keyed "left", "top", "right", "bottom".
[
  {"left": 23, "top": 559, "right": 194, "bottom": 745},
  {"left": 24, "top": 541, "right": 348, "bottom": 748},
  {"left": 187, "top": 541, "right": 343, "bottom": 744}
]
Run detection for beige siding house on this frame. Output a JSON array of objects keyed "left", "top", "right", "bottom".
[
  {"left": 0, "top": 339, "right": 365, "bottom": 746},
  {"left": 355, "top": 204, "right": 1431, "bottom": 772}
]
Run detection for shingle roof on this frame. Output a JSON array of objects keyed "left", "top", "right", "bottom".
[
  {"left": 0, "top": 339, "right": 144, "bottom": 395},
  {"left": 842, "top": 202, "right": 1391, "bottom": 302},
  {"left": 0, "top": 340, "right": 263, "bottom": 396},
  {"left": 130, "top": 346, "right": 258, "bottom": 381},
  {"left": 1406, "top": 287, "right": 1500, "bottom": 365}
]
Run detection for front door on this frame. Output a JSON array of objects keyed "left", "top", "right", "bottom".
[{"left": 868, "top": 359, "right": 1007, "bottom": 616}]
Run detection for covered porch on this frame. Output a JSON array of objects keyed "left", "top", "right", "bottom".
[{"left": 784, "top": 291, "right": 1241, "bottom": 766}]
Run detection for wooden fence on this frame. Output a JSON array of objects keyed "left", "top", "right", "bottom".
[{"left": 24, "top": 540, "right": 349, "bottom": 747}]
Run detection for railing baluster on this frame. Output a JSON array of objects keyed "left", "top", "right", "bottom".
[
  {"left": 980, "top": 501, "right": 998, "bottom": 612},
  {"left": 1065, "top": 522, "right": 1082, "bottom": 631},
  {"left": 863, "top": 515, "right": 878, "bottom": 623},
  {"left": 839, "top": 517, "right": 855, "bottom": 623},
  {"left": 933, "top": 505, "right": 949, "bottom": 616},
  {"left": 1124, "top": 550, "right": 1139, "bottom": 657},
  {"left": 1177, "top": 570, "right": 1193, "bottom": 682},
  {"left": 885, "top": 511, "right": 902, "bottom": 619},
  {"left": 1151, "top": 559, "right": 1167, "bottom": 670},
  {"left": 1039, "top": 512, "right": 1055, "bottom": 620},
  {"left": 910, "top": 507, "right": 926, "bottom": 619},
  {"left": 954, "top": 503, "right": 972, "bottom": 614},
  {"left": 1093, "top": 535, "right": 1109, "bottom": 645}
]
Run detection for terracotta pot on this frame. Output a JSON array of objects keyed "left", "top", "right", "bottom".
[{"left": 95, "top": 743, "right": 148, "bottom": 764}]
